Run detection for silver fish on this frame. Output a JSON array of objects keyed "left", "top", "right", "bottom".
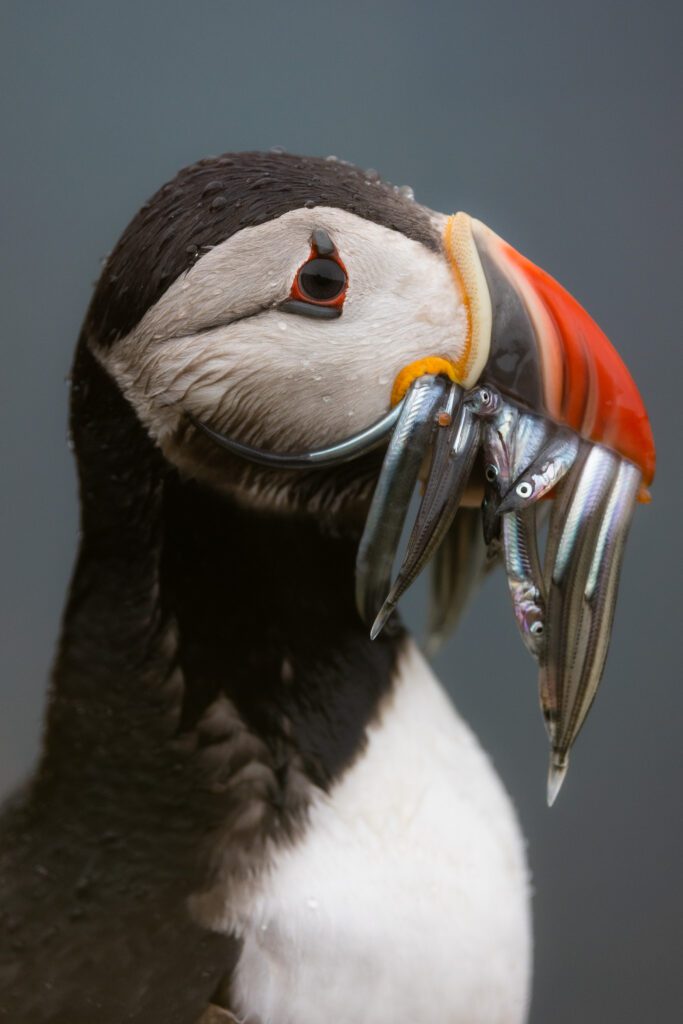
[
  {"left": 503, "top": 508, "right": 545, "bottom": 658},
  {"left": 479, "top": 400, "right": 518, "bottom": 542},
  {"left": 465, "top": 384, "right": 503, "bottom": 419},
  {"left": 509, "top": 408, "right": 549, "bottom": 477},
  {"left": 481, "top": 402, "right": 548, "bottom": 657},
  {"left": 371, "top": 387, "right": 480, "bottom": 639},
  {"left": 542, "top": 448, "right": 641, "bottom": 804},
  {"left": 425, "top": 383, "right": 507, "bottom": 651},
  {"left": 355, "top": 375, "right": 451, "bottom": 625},
  {"left": 498, "top": 427, "right": 580, "bottom": 515}
]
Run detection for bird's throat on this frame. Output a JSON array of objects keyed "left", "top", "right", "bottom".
[{"left": 162, "top": 476, "right": 404, "bottom": 786}]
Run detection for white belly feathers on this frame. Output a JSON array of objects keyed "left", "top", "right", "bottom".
[{"left": 211, "top": 642, "right": 531, "bottom": 1024}]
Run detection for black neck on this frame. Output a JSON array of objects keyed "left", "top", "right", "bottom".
[
  {"left": 41, "top": 340, "right": 404, "bottom": 853},
  {"left": 163, "top": 473, "right": 403, "bottom": 779}
]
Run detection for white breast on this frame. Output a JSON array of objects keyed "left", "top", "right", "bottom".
[{"left": 212, "top": 642, "right": 531, "bottom": 1024}]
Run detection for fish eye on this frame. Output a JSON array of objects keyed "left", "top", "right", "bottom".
[
  {"left": 480, "top": 389, "right": 491, "bottom": 405},
  {"left": 516, "top": 481, "right": 533, "bottom": 499},
  {"left": 297, "top": 257, "right": 347, "bottom": 303},
  {"left": 485, "top": 464, "right": 498, "bottom": 482},
  {"left": 530, "top": 621, "right": 544, "bottom": 635}
]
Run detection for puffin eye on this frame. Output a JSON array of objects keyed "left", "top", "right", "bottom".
[
  {"left": 297, "top": 257, "right": 347, "bottom": 303},
  {"left": 280, "top": 229, "right": 348, "bottom": 319}
]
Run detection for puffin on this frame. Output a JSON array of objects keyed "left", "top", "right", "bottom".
[{"left": 0, "top": 151, "right": 654, "bottom": 1024}]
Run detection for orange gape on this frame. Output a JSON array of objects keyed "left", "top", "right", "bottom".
[
  {"left": 390, "top": 356, "right": 459, "bottom": 407},
  {"left": 501, "top": 240, "right": 656, "bottom": 487}
]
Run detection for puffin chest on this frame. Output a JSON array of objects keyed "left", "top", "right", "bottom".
[{"left": 209, "top": 643, "right": 531, "bottom": 1024}]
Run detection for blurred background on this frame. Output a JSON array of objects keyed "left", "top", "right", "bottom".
[{"left": 1, "top": 1, "right": 681, "bottom": 1020}]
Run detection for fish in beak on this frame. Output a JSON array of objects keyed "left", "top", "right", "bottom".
[
  {"left": 195, "top": 210, "right": 655, "bottom": 805},
  {"left": 364, "top": 212, "right": 655, "bottom": 803}
]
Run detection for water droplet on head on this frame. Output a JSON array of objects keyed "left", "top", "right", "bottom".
[
  {"left": 202, "top": 180, "right": 224, "bottom": 198},
  {"left": 251, "top": 175, "right": 272, "bottom": 190},
  {"left": 322, "top": 395, "right": 332, "bottom": 404},
  {"left": 398, "top": 184, "right": 415, "bottom": 201},
  {"left": 210, "top": 196, "right": 227, "bottom": 211},
  {"left": 325, "top": 155, "right": 339, "bottom": 162},
  {"left": 270, "top": 145, "right": 286, "bottom": 154}
]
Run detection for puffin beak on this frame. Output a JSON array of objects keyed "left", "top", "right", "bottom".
[
  {"left": 464, "top": 214, "right": 655, "bottom": 486},
  {"left": 362, "top": 212, "right": 655, "bottom": 804}
]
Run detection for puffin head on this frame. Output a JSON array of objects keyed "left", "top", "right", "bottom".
[{"left": 88, "top": 152, "right": 469, "bottom": 519}]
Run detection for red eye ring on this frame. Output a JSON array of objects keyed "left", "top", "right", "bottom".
[{"left": 290, "top": 239, "right": 348, "bottom": 311}]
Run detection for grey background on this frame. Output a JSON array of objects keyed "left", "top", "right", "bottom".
[{"left": 1, "top": 1, "right": 681, "bottom": 1020}]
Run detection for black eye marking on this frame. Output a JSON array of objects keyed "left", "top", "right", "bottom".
[
  {"left": 279, "top": 299, "right": 341, "bottom": 320},
  {"left": 311, "top": 228, "right": 335, "bottom": 256},
  {"left": 279, "top": 227, "right": 348, "bottom": 320}
]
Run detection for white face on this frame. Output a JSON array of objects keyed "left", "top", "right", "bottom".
[{"left": 95, "top": 206, "right": 468, "bottom": 509}]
